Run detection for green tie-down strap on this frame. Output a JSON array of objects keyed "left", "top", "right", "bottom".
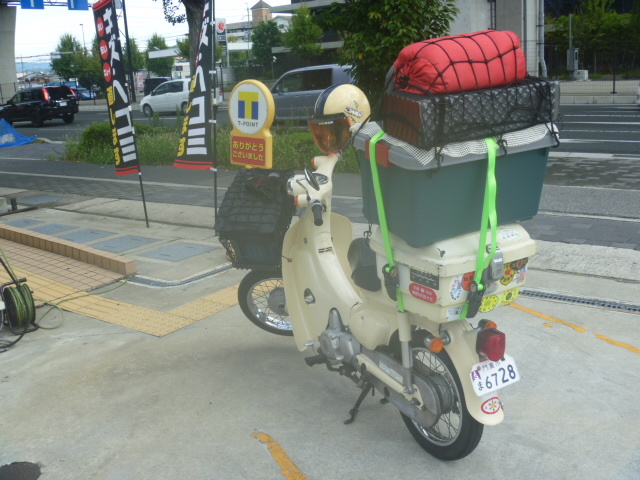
[
  {"left": 459, "top": 137, "right": 500, "bottom": 320},
  {"left": 369, "top": 130, "right": 405, "bottom": 312},
  {"left": 369, "top": 134, "right": 500, "bottom": 319}
]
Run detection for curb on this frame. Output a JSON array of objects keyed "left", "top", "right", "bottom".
[{"left": 0, "top": 224, "right": 136, "bottom": 276}]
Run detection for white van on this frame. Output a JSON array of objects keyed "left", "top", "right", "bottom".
[
  {"left": 140, "top": 79, "right": 191, "bottom": 116},
  {"left": 270, "top": 64, "right": 353, "bottom": 120}
]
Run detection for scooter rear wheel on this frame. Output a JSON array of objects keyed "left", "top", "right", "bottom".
[
  {"left": 238, "top": 269, "right": 292, "bottom": 336},
  {"left": 400, "top": 332, "right": 483, "bottom": 460}
]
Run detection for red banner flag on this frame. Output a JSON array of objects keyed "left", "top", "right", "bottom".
[{"left": 93, "top": 0, "right": 140, "bottom": 176}]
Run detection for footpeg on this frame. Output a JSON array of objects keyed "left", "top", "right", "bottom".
[{"left": 305, "top": 354, "right": 326, "bottom": 367}]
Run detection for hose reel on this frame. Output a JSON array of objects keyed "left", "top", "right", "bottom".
[
  {"left": 3, "top": 284, "right": 36, "bottom": 330},
  {"left": 1, "top": 257, "right": 36, "bottom": 333}
]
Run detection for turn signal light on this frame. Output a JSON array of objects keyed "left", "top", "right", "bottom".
[
  {"left": 476, "top": 328, "right": 506, "bottom": 361},
  {"left": 428, "top": 337, "right": 445, "bottom": 353},
  {"left": 479, "top": 319, "right": 498, "bottom": 329}
]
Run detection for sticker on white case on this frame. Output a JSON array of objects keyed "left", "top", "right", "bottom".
[{"left": 498, "top": 228, "right": 520, "bottom": 241}]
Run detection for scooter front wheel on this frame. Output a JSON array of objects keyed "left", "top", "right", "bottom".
[
  {"left": 401, "top": 332, "right": 483, "bottom": 460},
  {"left": 238, "top": 269, "right": 292, "bottom": 336}
]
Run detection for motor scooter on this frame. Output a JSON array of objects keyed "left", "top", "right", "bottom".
[{"left": 269, "top": 143, "right": 531, "bottom": 460}]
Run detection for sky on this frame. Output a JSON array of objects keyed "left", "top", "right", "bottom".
[{"left": 13, "top": 0, "right": 291, "bottom": 60}]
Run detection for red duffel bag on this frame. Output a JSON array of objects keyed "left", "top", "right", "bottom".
[{"left": 393, "top": 30, "right": 527, "bottom": 95}]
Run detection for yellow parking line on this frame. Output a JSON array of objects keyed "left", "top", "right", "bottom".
[
  {"left": 252, "top": 432, "right": 307, "bottom": 480},
  {"left": 511, "top": 303, "right": 640, "bottom": 355}
]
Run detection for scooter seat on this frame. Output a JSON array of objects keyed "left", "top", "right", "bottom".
[{"left": 347, "top": 238, "right": 382, "bottom": 292}]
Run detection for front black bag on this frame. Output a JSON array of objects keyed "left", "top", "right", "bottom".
[{"left": 215, "top": 168, "right": 296, "bottom": 269}]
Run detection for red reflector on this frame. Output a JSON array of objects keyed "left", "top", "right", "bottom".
[
  {"left": 42, "top": 88, "right": 50, "bottom": 102},
  {"left": 476, "top": 328, "right": 506, "bottom": 361}
]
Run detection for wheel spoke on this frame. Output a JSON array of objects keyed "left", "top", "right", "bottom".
[{"left": 411, "top": 348, "right": 463, "bottom": 446}]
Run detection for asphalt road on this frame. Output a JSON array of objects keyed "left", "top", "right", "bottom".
[
  {"left": 6, "top": 105, "right": 231, "bottom": 142},
  {"left": 6, "top": 104, "right": 640, "bottom": 157},
  {"left": 556, "top": 104, "right": 640, "bottom": 156}
]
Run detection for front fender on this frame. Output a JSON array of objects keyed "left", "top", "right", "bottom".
[{"left": 442, "top": 321, "right": 505, "bottom": 426}]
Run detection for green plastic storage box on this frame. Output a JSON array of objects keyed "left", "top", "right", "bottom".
[{"left": 355, "top": 125, "right": 554, "bottom": 248}]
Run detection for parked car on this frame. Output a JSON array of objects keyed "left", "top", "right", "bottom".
[
  {"left": 0, "top": 85, "right": 79, "bottom": 127},
  {"left": 270, "top": 64, "right": 353, "bottom": 120},
  {"left": 74, "top": 88, "right": 97, "bottom": 100},
  {"left": 143, "top": 77, "right": 170, "bottom": 96},
  {"left": 139, "top": 79, "right": 190, "bottom": 116},
  {"left": 636, "top": 83, "right": 640, "bottom": 107}
]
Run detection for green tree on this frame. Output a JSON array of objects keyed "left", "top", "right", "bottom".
[
  {"left": 177, "top": 36, "right": 190, "bottom": 60},
  {"left": 124, "top": 37, "right": 146, "bottom": 74},
  {"left": 251, "top": 20, "right": 282, "bottom": 72},
  {"left": 319, "top": 0, "right": 458, "bottom": 102},
  {"left": 283, "top": 7, "right": 323, "bottom": 65},
  {"left": 51, "top": 34, "right": 83, "bottom": 81},
  {"left": 156, "top": 0, "right": 206, "bottom": 77},
  {"left": 75, "top": 36, "right": 103, "bottom": 90},
  {"left": 546, "top": 1, "right": 639, "bottom": 74},
  {"left": 230, "top": 51, "right": 249, "bottom": 68},
  {"left": 146, "top": 33, "right": 175, "bottom": 77}
]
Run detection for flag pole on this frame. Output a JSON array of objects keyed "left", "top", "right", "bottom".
[
  {"left": 138, "top": 171, "right": 150, "bottom": 227},
  {"left": 122, "top": 0, "right": 149, "bottom": 227},
  {"left": 211, "top": 1, "right": 219, "bottom": 225}
]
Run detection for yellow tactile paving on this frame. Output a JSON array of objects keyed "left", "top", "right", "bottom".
[
  {"left": 201, "top": 285, "right": 239, "bottom": 306},
  {"left": 169, "top": 300, "right": 230, "bottom": 321},
  {"left": 1, "top": 239, "right": 239, "bottom": 337}
]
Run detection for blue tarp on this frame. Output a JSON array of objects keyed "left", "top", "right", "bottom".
[{"left": 0, "top": 118, "right": 37, "bottom": 147}]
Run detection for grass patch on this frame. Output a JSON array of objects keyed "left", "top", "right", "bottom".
[{"left": 60, "top": 121, "right": 362, "bottom": 173}]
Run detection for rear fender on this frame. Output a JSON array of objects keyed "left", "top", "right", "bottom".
[{"left": 442, "top": 321, "right": 505, "bottom": 425}]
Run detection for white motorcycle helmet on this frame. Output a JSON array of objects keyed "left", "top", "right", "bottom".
[{"left": 308, "top": 84, "right": 370, "bottom": 154}]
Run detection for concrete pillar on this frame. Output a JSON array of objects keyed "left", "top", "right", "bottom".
[
  {"left": 0, "top": 5, "right": 18, "bottom": 102},
  {"left": 450, "top": 0, "right": 492, "bottom": 34},
  {"left": 496, "top": 0, "right": 539, "bottom": 75}
]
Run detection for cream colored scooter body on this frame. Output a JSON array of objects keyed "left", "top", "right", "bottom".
[
  {"left": 282, "top": 210, "right": 360, "bottom": 350},
  {"left": 283, "top": 153, "right": 505, "bottom": 425}
]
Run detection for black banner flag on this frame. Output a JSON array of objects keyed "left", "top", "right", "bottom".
[
  {"left": 174, "top": 0, "right": 214, "bottom": 170},
  {"left": 93, "top": 0, "right": 140, "bottom": 176}
]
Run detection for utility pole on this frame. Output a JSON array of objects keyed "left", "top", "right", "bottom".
[{"left": 80, "top": 23, "right": 86, "bottom": 55}]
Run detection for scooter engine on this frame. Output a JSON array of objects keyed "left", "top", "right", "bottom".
[{"left": 317, "top": 309, "right": 361, "bottom": 366}]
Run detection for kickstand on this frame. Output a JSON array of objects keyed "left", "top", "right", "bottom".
[{"left": 344, "top": 382, "right": 373, "bottom": 425}]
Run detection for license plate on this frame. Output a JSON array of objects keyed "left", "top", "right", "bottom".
[
  {"left": 59, "top": 101, "right": 67, "bottom": 106},
  {"left": 470, "top": 354, "right": 520, "bottom": 397}
]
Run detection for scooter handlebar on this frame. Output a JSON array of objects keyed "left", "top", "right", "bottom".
[{"left": 311, "top": 201, "right": 323, "bottom": 226}]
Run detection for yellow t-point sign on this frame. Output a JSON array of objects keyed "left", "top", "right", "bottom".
[{"left": 229, "top": 80, "right": 275, "bottom": 168}]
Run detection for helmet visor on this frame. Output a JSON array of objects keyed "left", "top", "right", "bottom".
[{"left": 308, "top": 114, "right": 352, "bottom": 154}]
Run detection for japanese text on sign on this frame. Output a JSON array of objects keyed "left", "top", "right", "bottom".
[{"left": 231, "top": 136, "right": 267, "bottom": 166}]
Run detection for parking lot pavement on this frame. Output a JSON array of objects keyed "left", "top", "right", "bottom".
[{"left": 1, "top": 279, "right": 639, "bottom": 479}]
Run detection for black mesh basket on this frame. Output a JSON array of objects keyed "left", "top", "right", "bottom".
[{"left": 215, "top": 168, "right": 296, "bottom": 269}]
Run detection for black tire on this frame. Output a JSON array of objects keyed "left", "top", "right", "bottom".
[
  {"left": 238, "top": 269, "right": 292, "bottom": 336},
  {"left": 62, "top": 114, "right": 74, "bottom": 124},
  {"left": 180, "top": 102, "right": 188, "bottom": 114},
  {"left": 400, "top": 331, "right": 483, "bottom": 460},
  {"left": 30, "top": 111, "right": 43, "bottom": 127},
  {"left": 142, "top": 104, "right": 154, "bottom": 117}
]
